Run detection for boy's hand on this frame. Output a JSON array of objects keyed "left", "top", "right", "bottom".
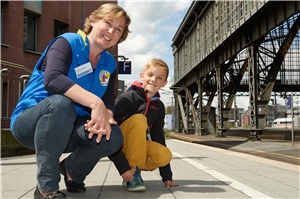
[
  {"left": 121, "top": 168, "right": 135, "bottom": 182},
  {"left": 164, "top": 180, "right": 179, "bottom": 188}
]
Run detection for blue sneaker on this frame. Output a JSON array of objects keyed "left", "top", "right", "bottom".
[
  {"left": 122, "top": 167, "right": 146, "bottom": 192},
  {"left": 135, "top": 167, "right": 144, "bottom": 184}
]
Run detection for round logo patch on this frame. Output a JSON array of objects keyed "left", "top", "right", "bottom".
[{"left": 99, "top": 70, "right": 110, "bottom": 86}]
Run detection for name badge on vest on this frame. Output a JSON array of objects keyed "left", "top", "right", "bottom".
[{"left": 74, "top": 62, "right": 93, "bottom": 78}]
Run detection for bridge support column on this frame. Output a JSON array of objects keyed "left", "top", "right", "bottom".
[
  {"left": 216, "top": 66, "right": 226, "bottom": 137},
  {"left": 177, "top": 95, "right": 188, "bottom": 133},
  {"left": 248, "top": 44, "right": 265, "bottom": 140},
  {"left": 197, "top": 80, "right": 206, "bottom": 135},
  {"left": 186, "top": 88, "right": 200, "bottom": 135}
]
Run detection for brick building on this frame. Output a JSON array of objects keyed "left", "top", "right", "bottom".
[{"left": 1, "top": 1, "right": 118, "bottom": 129}]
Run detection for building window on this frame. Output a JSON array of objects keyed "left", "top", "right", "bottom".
[
  {"left": 1, "top": 6, "right": 3, "bottom": 43},
  {"left": 54, "top": 23, "right": 64, "bottom": 37},
  {"left": 0, "top": 1, "right": 7, "bottom": 44},
  {"left": 24, "top": 12, "right": 37, "bottom": 51}
]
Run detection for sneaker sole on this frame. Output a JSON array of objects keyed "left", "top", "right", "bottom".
[{"left": 122, "top": 184, "right": 146, "bottom": 192}]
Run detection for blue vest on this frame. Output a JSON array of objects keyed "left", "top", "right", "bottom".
[{"left": 10, "top": 30, "right": 116, "bottom": 131}]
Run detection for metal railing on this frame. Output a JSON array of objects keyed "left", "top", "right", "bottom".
[{"left": 0, "top": 60, "right": 32, "bottom": 128}]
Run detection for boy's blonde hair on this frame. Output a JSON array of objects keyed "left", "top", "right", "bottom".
[
  {"left": 143, "top": 58, "right": 169, "bottom": 80},
  {"left": 84, "top": 3, "right": 131, "bottom": 44}
]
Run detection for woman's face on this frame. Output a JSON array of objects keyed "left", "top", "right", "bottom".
[{"left": 90, "top": 16, "right": 125, "bottom": 50}]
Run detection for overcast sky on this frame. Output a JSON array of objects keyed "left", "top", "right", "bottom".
[
  {"left": 116, "top": 0, "right": 291, "bottom": 110},
  {"left": 117, "top": 0, "right": 192, "bottom": 106}
]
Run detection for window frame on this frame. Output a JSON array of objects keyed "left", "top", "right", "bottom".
[{"left": 24, "top": 12, "right": 37, "bottom": 51}]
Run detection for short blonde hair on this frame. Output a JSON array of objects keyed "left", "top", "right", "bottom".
[
  {"left": 143, "top": 58, "right": 169, "bottom": 80},
  {"left": 84, "top": 3, "right": 131, "bottom": 44}
]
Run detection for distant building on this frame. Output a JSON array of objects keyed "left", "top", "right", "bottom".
[
  {"left": 229, "top": 107, "right": 245, "bottom": 127},
  {"left": 164, "top": 114, "right": 173, "bottom": 130},
  {"left": 241, "top": 104, "right": 288, "bottom": 127},
  {"left": 117, "top": 80, "right": 126, "bottom": 95},
  {"left": 241, "top": 109, "right": 251, "bottom": 127},
  {"left": 1, "top": 1, "right": 117, "bottom": 129}
]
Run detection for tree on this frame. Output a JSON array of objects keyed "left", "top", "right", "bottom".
[{"left": 165, "top": 106, "right": 173, "bottom": 114}]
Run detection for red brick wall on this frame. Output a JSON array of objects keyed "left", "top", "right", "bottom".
[
  {"left": 1, "top": 1, "right": 118, "bottom": 128},
  {"left": 241, "top": 109, "right": 251, "bottom": 127}
]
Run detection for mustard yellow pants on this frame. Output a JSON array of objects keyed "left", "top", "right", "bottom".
[{"left": 120, "top": 114, "right": 172, "bottom": 171}]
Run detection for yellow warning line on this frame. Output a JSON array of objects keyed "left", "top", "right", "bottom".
[
  {"left": 230, "top": 145, "right": 300, "bottom": 160},
  {"left": 169, "top": 133, "right": 300, "bottom": 161}
]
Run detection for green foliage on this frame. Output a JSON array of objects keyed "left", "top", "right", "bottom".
[
  {"left": 229, "top": 123, "right": 235, "bottom": 128},
  {"left": 165, "top": 106, "right": 173, "bottom": 114},
  {"left": 164, "top": 129, "right": 174, "bottom": 133},
  {"left": 243, "top": 124, "right": 251, "bottom": 128}
]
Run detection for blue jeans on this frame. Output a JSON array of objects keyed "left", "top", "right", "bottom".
[{"left": 12, "top": 94, "right": 123, "bottom": 193}]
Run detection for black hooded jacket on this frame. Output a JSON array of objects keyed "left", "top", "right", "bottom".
[{"left": 109, "top": 81, "right": 173, "bottom": 182}]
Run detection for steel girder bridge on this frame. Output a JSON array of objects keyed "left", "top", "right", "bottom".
[{"left": 170, "top": 1, "right": 300, "bottom": 140}]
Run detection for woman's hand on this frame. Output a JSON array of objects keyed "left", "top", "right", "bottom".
[
  {"left": 84, "top": 104, "right": 116, "bottom": 143},
  {"left": 64, "top": 84, "right": 116, "bottom": 143}
]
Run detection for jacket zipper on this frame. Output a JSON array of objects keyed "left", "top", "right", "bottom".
[{"left": 144, "top": 94, "right": 151, "bottom": 115}]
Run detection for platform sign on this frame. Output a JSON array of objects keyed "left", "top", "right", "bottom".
[
  {"left": 286, "top": 96, "right": 292, "bottom": 109},
  {"left": 118, "top": 61, "right": 131, "bottom": 74}
]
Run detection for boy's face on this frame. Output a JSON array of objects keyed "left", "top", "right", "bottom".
[{"left": 140, "top": 66, "right": 168, "bottom": 97}]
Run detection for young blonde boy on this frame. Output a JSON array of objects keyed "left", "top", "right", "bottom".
[{"left": 110, "top": 58, "right": 178, "bottom": 191}]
